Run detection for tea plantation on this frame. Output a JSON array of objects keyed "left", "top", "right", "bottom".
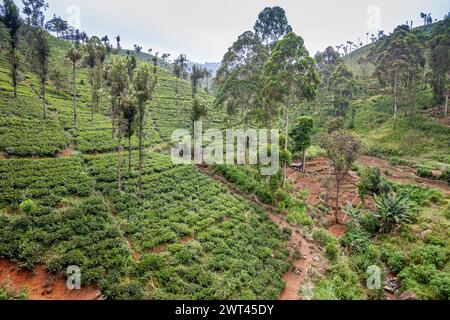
[{"left": 0, "top": 32, "right": 288, "bottom": 300}]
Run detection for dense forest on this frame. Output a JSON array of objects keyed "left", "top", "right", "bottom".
[{"left": 0, "top": 0, "right": 449, "bottom": 301}]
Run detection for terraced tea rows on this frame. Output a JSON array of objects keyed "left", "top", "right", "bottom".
[{"left": 84, "top": 152, "right": 289, "bottom": 299}]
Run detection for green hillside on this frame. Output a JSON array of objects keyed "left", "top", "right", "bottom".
[{"left": 0, "top": 31, "right": 290, "bottom": 299}]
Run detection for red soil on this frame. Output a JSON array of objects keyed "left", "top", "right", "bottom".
[
  {"left": 0, "top": 259, "right": 100, "bottom": 300},
  {"left": 57, "top": 146, "right": 75, "bottom": 158}
]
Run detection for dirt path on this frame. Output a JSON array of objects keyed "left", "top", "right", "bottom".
[
  {"left": 197, "top": 166, "right": 323, "bottom": 300},
  {"left": 358, "top": 156, "right": 450, "bottom": 196},
  {"left": 287, "top": 158, "right": 371, "bottom": 237},
  {"left": 0, "top": 259, "right": 101, "bottom": 300}
]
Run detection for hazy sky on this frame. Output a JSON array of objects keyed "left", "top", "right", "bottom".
[{"left": 39, "top": 0, "right": 449, "bottom": 63}]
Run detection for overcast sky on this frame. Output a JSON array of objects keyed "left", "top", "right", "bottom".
[{"left": 39, "top": 0, "right": 449, "bottom": 63}]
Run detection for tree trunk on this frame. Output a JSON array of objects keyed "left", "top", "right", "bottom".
[
  {"left": 445, "top": 89, "right": 449, "bottom": 119},
  {"left": 138, "top": 108, "right": 144, "bottom": 196},
  {"left": 12, "top": 46, "right": 17, "bottom": 98},
  {"left": 176, "top": 78, "right": 179, "bottom": 107},
  {"left": 393, "top": 69, "right": 399, "bottom": 130},
  {"left": 42, "top": 81, "right": 46, "bottom": 119},
  {"left": 283, "top": 95, "right": 291, "bottom": 188},
  {"left": 302, "top": 148, "right": 307, "bottom": 173},
  {"left": 73, "top": 62, "right": 77, "bottom": 128},
  {"left": 335, "top": 176, "right": 340, "bottom": 224},
  {"left": 128, "top": 133, "right": 132, "bottom": 176},
  {"left": 117, "top": 126, "right": 122, "bottom": 191},
  {"left": 90, "top": 66, "right": 94, "bottom": 121}
]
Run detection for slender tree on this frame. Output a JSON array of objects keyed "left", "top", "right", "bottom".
[
  {"left": 32, "top": 29, "right": 49, "bottom": 118},
  {"left": 328, "top": 62, "right": 357, "bottom": 117},
  {"left": 319, "top": 130, "right": 366, "bottom": 223},
  {"left": 290, "top": 116, "right": 314, "bottom": 172},
  {"left": 133, "top": 65, "right": 157, "bottom": 195},
  {"left": 173, "top": 54, "right": 187, "bottom": 106},
  {"left": 371, "top": 25, "right": 424, "bottom": 129},
  {"left": 428, "top": 16, "right": 449, "bottom": 118},
  {"left": 22, "top": 0, "right": 47, "bottom": 28},
  {"left": 66, "top": 45, "right": 83, "bottom": 128},
  {"left": 191, "top": 65, "right": 206, "bottom": 98},
  {"left": 1, "top": 0, "right": 21, "bottom": 98},
  {"left": 315, "top": 46, "right": 342, "bottom": 119},
  {"left": 263, "top": 32, "right": 319, "bottom": 186},
  {"left": 106, "top": 57, "right": 131, "bottom": 191},
  {"left": 123, "top": 97, "right": 137, "bottom": 176},
  {"left": 85, "top": 36, "right": 104, "bottom": 120}
]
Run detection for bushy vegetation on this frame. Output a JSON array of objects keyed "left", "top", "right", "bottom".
[{"left": 84, "top": 152, "right": 289, "bottom": 299}]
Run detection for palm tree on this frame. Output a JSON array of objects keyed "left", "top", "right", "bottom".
[
  {"left": 33, "top": 29, "right": 49, "bottom": 118},
  {"left": 1, "top": 0, "right": 21, "bottom": 98},
  {"left": 173, "top": 54, "right": 187, "bottom": 106},
  {"left": 67, "top": 45, "right": 83, "bottom": 128}
]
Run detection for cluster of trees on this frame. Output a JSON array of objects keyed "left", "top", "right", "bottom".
[
  {"left": 369, "top": 16, "right": 450, "bottom": 128},
  {"left": 0, "top": 0, "right": 164, "bottom": 194},
  {"left": 215, "top": 6, "right": 321, "bottom": 184}
]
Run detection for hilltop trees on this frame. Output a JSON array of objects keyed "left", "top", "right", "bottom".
[
  {"left": 45, "top": 14, "right": 68, "bottom": 38},
  {"left": 371, "top": 25, "right": 425, "bottom": 129},
  {"left": 319, "top": 131, "right": 366, "bottom": 223},
  {"left": 22, "top": 0, "right": 47, "bottom": 28},
  {"left": 428, "top": 17, "right": 450, "bottom": 118},
  {"left": 67, "top": 45, "right": 83, "bottom": 128},
  {"left": 85, "top": 36, "right": 105, "bottom": 120},
  {"left": 190, "top": 65, "right": 207, "bottom": 98},
  {"left": 315, "top": 46, "right": 342, "bottom": 119},
  {"left": 32, "top": 29, "right": 49, "bottom": 118},
  {"left": 173, "top": 54, "right": 187, "bottom": 106},
  {"left": 328, "top": 62, "right": 357, "bottom": 117},
  {"left": 1, "top": 0, "right": 21, "bottom": 98},
  {"left": 253, "top": 6, "right": 292, "bottom": 49},
  {"left": 133, "top": 65, "right": 157, "bottom": 195},
  {"left": 215, "top": 31, "right": 267, "bottom": 126}
]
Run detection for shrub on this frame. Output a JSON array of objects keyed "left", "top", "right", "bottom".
[
  {"left": 431, "top": 272, "right": 450, "bottom": 300},
  {"left": 358, "top": 167, "right": 392, "bottom": 201},
  {"left": 359, "top": 213, "right": 381, "bottom": 235},
  {"left": 374, "top": 193, "right": 413, "bottom": 233},
  {"left": 19, "top": 199, "right": 35, "bottom": 214},
  {"left": 386, "top": 251, "right": 408, "bottom": 274},
  {"left": 312, "top": 229, "right": 334, "bottom": 247},
  {"left": 340, "top": 222, "right": 370, "bottom": 253},
  {"left": 409, "top": 245, "right": 446, "bottom": 269},
  {"left": 440, "top": 167, "right": 450, "bottom": 185},
  {"left": 325, "top": 243, "right": 340, "bottom": 262},
  {"left": 312, "top": 262, "right": 365, "bottom": 300},
  {"left": 417, "top": 167, "right": 434, "bottom": 179}
]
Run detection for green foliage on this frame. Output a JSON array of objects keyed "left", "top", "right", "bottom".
[
  {"left": 19, "top": 199, "right": 34, "bottom": 214},
  {"left": 253, "top": 6, "right": 292, "bottom": 46},
  {"left": 358, "top": 166, "right": 392, "bottom": 201},
  {"left": 290, "top": 116, "right": 314, "bottom": 153},
  {"left": 340, "top": 222, "right": 371, "bottom": 253},
  {"left": 312, "top": 262, "right": 365, "bottom": 300},
  {"left": 0, "top": 157, "right": 93, "bottom": 207},
  {"left": 374, "top": 193, "right": 413, "bottom": 233},
  {"left": 0, "top": 281, "right": 28, "bottom": 300},
  {"left": 84, "top": 152, "right": 289, "bottom": 299}
]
